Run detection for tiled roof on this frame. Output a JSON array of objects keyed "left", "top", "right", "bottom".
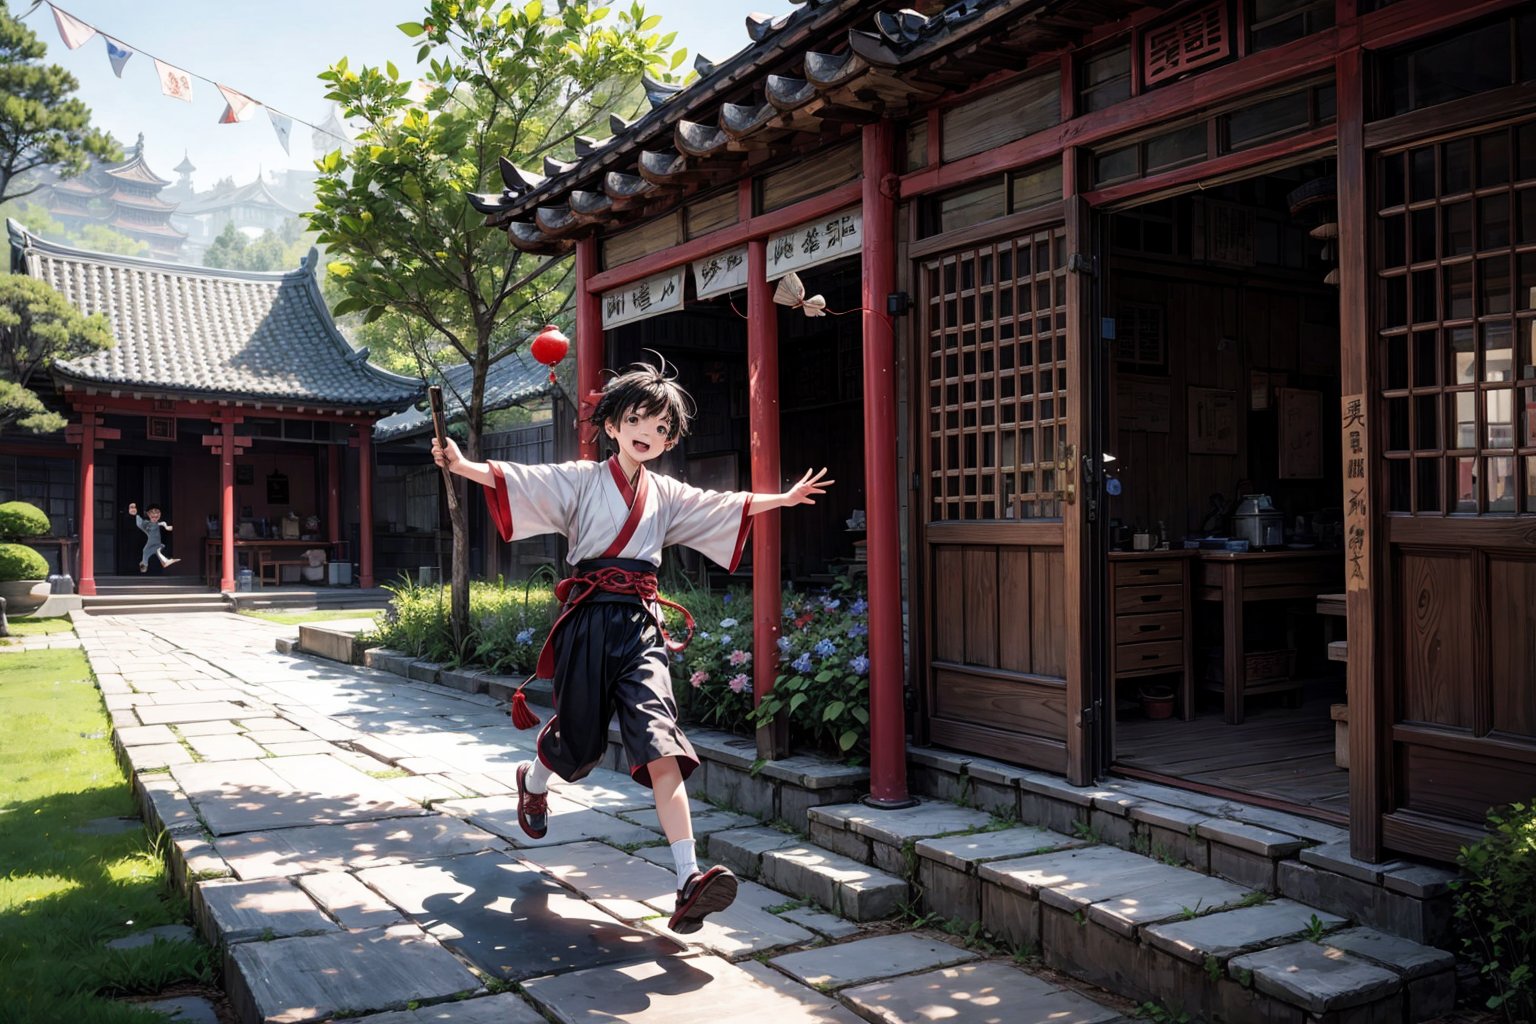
[
  {"left": 373, "top": 347, "right": 555, "bottom": 440},
  {"left": 472, "top": 0, "right": 1118, "bottom": 251},
  {"left": 8, "top": 220, "right": 420, "bottom": 412}
]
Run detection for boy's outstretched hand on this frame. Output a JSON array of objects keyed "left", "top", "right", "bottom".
[
  {"left": 432, "top": 437, "right": 463, "bottom": 471},
  {"left": 783, "top": 467, "right": 834, "bottom": 506}
]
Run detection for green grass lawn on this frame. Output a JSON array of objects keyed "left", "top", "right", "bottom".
[
  {"left": 0, "top": 649, "right": 215, "bottom": 1023},
  {"left": 239, "top": 607, "right": 382, "bottom": 626},
  {"left": 3, "top": 616, "right": 75, "bottom": 637}
]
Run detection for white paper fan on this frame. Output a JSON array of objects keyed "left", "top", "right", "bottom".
[{"left": 772, "top": 271, "right": 827, "bottom": 317}]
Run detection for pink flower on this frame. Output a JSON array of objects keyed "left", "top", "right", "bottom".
[
  {"left": 690, "top": 670, "right": 710, "bottom": 689},
  {"left": 728, "top": 649, "right": 751, "bottom": 666},
  {"left": 728, "top": 674, "right": 749, "bottom": 694}
]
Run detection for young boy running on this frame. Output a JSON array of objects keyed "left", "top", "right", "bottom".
[
  {"left": 127, "top": 502, "right": 180, "bottom": 573},
  {"left": 432, "top": 358, "right": 831, "bottom": 933}
]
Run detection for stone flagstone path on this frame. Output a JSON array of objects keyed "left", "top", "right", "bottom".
[{"left": 80, "top": 611, "right": 1136, "bottom": 1024}]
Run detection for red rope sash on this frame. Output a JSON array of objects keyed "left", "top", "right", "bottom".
[{"left": 534, "top": 567, "right": 695, "bottom": 679}]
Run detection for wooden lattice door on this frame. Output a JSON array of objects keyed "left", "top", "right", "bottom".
[{"left": 918, "top": 203, "right": 1096, "bottom": 782}]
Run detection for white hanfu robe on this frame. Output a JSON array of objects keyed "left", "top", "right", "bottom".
[
  {"left": 480, "top": 455, "right": 753, "bottom": 786},
  {"left": 482, "top": 455, "right": 753, "bottom": 570}
]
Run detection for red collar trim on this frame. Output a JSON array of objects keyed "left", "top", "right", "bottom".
[{"left": 607, "top": 455, "right": 641, "bottom": 507}]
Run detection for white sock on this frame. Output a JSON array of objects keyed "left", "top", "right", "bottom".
[
  {"left": 671, "top": 838, "right": 698, "bottom": 889},
  {"left": 521, "top": 758, "right": 551, "bottom": 794}
]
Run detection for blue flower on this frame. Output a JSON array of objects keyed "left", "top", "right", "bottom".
[
  {"left": 814, "top": 638, "right": 837, "bottom": 658},
  {"left": 851, "top": 597, "right": 868, "bottom": 614},
  {"left": 850, "top": 654, "right": 870, "bottom": 675},
  {"left": 722, "top": 593, "right": 734, "bottom": 604},
  {"left": 777, "top": 636, "right": 791, "bottom": 652},
  {"left": 700, "top": 631, "right": 711, "bottom": 641},
  {"left": 720, "top": 635, "right": 733, "bottom": 647},
  {"left": 847, "top": 623, "right": 868, "bottom": 638},
  {"left": 515, "top": 627, "right": 535, "bottom": 644},
  {"left": 791, "top": 653, "right": 814, "bottom": 674},
  {"left": 821, "top": 597, "right": 841, "bottom": 610},
  {"left": 719, "top": 617, "right": 738, "bottom": 629}
]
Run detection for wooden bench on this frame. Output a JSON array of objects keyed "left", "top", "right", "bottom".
[{"left": 257, "top": 552, "right": 308, "bottom": 587}]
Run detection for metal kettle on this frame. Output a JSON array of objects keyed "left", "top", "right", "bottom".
[{"left": 1231, "top": 494, "right": 1284, "bottom": 549}]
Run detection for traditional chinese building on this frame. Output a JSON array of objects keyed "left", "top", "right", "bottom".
[
  {"left": 40, "top": 134, "right": 187, "bottom": 260},
  {"left": 7, "top": 220, "right": 419, "bottom": 593},
  {"left": 173, "top": 172, "right": 309, "bottom": 262},
  {"left": 471, "top": 0, "right": 1536, "bottom": 869}
]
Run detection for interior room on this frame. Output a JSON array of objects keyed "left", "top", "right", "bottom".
[{"left": 1102, "top": 161, "right": 1351, "bottom": 818}]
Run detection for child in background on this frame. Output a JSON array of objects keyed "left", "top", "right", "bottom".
[
  {"left": 432, "top": 358, "right": 831, "bottom": 934},
  {"left": 127, "top": 502, "right": 180, "bottom": 573}
]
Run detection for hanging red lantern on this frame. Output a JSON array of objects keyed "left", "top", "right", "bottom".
[{"left": 530, "top": 324, "right": 570, "bottom": 384}]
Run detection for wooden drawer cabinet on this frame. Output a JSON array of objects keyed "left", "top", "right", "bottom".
[{"left": 1110, "top": 554, "right": 1194, "bottom": 720}]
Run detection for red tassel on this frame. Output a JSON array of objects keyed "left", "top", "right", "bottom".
[{"left": 509, "top": 689, "right": 541, "bottom": 730}]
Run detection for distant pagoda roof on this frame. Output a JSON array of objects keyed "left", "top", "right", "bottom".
[
  {"left": 180, "top": 174, "right": 305, "bottom": 216},
  {"left": 8, "top": 220, "right": 420, "bottom": 413}
]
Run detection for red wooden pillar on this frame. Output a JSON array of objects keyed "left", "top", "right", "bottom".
[
  {"left": 748, "top": 239, "right": 787, "bottom": 758},
  {"left": 356, "top": 424, "right": 375, "bottom": 588},
  {"left": 65, "top": 405, "right": 118, "bottom": 596},
  {"left": 861, "top": 119, "right": 911, "bottom": 807},
  {"left": 575, "top": 237, "right": 604, "bottom": 460},
  {"left": 327, "top": 442, "right": 341, "bottom": 547},
  {"left": 202, "top": 413, "right": 247, "bottom": 591}
]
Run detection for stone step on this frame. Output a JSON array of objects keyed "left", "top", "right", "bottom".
[
  {"left": 708, "top": 825, "right": 907, "bottom": 923},
  {"left": 83, "top": 599, "right": 232, "bottom": 616},
  {"left": 295, "top": 620, "right": 376, "bottom": 665}
]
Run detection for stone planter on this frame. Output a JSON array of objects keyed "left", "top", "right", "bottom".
[{"left": 0, "top": 579, "right": 50, "bottom": 615}]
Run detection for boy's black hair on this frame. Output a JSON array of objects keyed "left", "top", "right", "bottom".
[
  {"left": 145, "top": 504, "right": 163, "bottom": 514},
  {"left": 590, "top": 355, "right": 694, "bottom": 440}
]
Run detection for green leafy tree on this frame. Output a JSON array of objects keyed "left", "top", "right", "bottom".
[
  {"left": 0, "top": 0, "right": 118, "bottom": 205},
  {"left": 0, "top": 199, "right": 147, "bottom": 256},
  {"left": 202, "top": 221, "right": 249, "bottom": 269},
  {"left": 310, "top": 0, "right": 686, "bottom": 649},
  {"left": 0, "top": 274, "right": 112, "bottom": 433},
  {"left": 204, "top": 221, "right": 311, "bottom": 272}
]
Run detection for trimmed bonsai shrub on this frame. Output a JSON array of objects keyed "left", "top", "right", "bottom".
[
  {"left": 0, "top": 542, "right": 48, "bottom": 582},
  {"left": 0, "top": 500, "right": 48, "bottom": 540}
]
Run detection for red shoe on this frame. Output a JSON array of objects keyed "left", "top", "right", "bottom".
[
  {"left": 515, "top": 762, "right": 548, "bottom": 840},
  {"left": 668, "top": 865, "right": 738, "bottom": 934}
]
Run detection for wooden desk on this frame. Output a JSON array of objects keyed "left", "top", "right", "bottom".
[
  {"left": 1109, "top": 550, "right": 1195, "bottom": 720},
  {"left": 1195, "top": 551, "right": 1343, "bottom": 724},
  {"left": 204, "top": 539, "right": 342, "bottom": 587}
]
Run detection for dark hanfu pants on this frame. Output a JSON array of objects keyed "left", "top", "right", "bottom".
[{"left": 537, "top": 597, "right": 698, "bottom": 789}]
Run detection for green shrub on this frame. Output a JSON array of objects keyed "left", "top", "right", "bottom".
[
  {"left": 0, "top": 501, "right": 49, "bottom": 540},
  {"left": 0, "top": 542, "right": 48, "bottom": 582},
  {"left": 1453, "top": 800, "right": 1536, "bottom": 1022},
  {"left": 362, "top": 573, "right": 561, "bottom": 670}
]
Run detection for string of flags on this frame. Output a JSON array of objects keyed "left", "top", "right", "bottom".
[{"left": 40, "top": 1, "right": 343, "bottom": 153}]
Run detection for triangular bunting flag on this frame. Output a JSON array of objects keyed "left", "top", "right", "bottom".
[
  {"left": 266, "top": 109, "right": 293, "bottom": 154},
  {"left": 217, "top": 84, "right": 259, "bottom": 124},
  {"left": 154, "top": 58, "right": 194, "bottom": 102},
  {"left": 50, "top": 4, "right": 96, "bottom": 49},
  {"left": 103, "top": 36, "right": 133, "bottom": 78}
]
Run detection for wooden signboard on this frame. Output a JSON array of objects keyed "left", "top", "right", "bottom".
[
  {"left": 1278, "top": 387, "right": 1323, "bottom": 478},
  {"left": 1342, "top": 394, "right": 1369, "bottom": 592}
]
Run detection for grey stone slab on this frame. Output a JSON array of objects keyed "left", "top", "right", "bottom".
[
  {"left": 136, "top": 774, "right": 201, "bottom": 835},
  {"left": 916, "top": 825, "right": 1083, "bottom": 872},
  {"left": 357, "top": 851, "right": 681, "bottom": 980},
  {"left": 213, "top": 814, "right": 507, "bottom": 879},
  {"left": 172, "top": 755, "right": 426, "bottom": 835},
  {"left": 1016, "top": 772, "right": 1101, "bottom": 807},
  {"left": 519, "top": 840, "right": 678, "bottom": 905},
  {"left": 262, "top": 740, "right": 343, "bottom": 757},
  {"left": 106, "top": 924, "right": 197, "bottom": 950},
  {"left": 345, "top": 992, "right": 547, "bottom": 1024},
  {"left": 756, "top": 753, "right": 869, "bottom": 790},
  {"left": 376, "top": 773, "right": 465, "bottom": 807},
  {"left": 1299, "top": 840, "right": 1410, "bottom": 884},
  {"left": 172, "top": 835, "right": 234, "bottom": 882},
  {"left": 176, "top": 719, "right": 255, "bottom": 736},
  {"left": 228, "top": 923, "right": 479, "bottom": 1024},
  {"left": 979, "top": 844, "right": 1142, "bottom": 900},
  {"left": 126, "top": 742, "right": 195, "bottom": 769},
  {"left": 1323, "top": 927, "right": 1455, "bottom": 979},
  {"left": 196, "top": 877, "right": 339, "bottom": 943},
  {"left": 140, "top": 996, "right": 219, "bottom": 1024},
  {"left": 641, "top": 877, "right": 817, "bottom": 957},
  {"left": 133, "top": 701, "right": 258, "bottom": 725},
  {"left": 732, "top": 961, "right": 867, "bottom": 1024},
  {"left": 1127, "top": 801, "right": 1211, "bottom": 833},
  {"left": 296, "top": 871, "right": 405, "bottom": 930},
  {"left": 1085, "top": 869, "right": 1252, "bottom": 938},
  {"left": 1231, "top": 940, "right": 1401, "bottom": 1013},
  {"left": 1143, "top": 899, "right": 1346, "bottom": 965},
  {"left": 771, "top": 933, "right": 977, "bottom": 989},
  {"left": 1380, "top": 862, "right": 1459, "bottom": 899},
  {"left": 779, "top": 905, "right": 861, "bottom": 939},
  {"left": 114, "top": 724, "right": 179, "bottom": 746},
  {"left": 523, "top": 952, "right": 865, "bottom": 1024},
  {"left": 1196, "top": 818, "right": 1309, "bottom": 857},
  {"left": 843, "top": 961, "right": 1123, "bottom": 1024},
  {"left": 618, "top": 803, "right": 757, "bottom": 836},
  {"left": 809, "top": 801, "right": 994, "bottom": 847},
  {"left": 1226, "top": 805, "right": 1349, "bottom": 845},
  {"left": 759, "top": 844, "right": 908, "bottom": 921},
  {"left": 184, "top": 732, "right": 267, "bottom": 761},
  {"left": 441, "top": 792, "right": 660, "bottom": 848}
]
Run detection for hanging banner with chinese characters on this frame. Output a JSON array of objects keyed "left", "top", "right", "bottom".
[
  {"left": 766, "top": 208, "right": 863, "bottom": 281},
  {"left": 601, "top": 267, "right": 685, "bottom": 330},
  {"left": 692, "top": 247, "right": 748, "bottom": 300},
  {"left": 1341, "top": 394, "right": 1369, "bottom": 592}
]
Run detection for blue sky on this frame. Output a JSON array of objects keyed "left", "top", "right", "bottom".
[{"left": 21, "top": 0, "right": 769, "bottom": 189}]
